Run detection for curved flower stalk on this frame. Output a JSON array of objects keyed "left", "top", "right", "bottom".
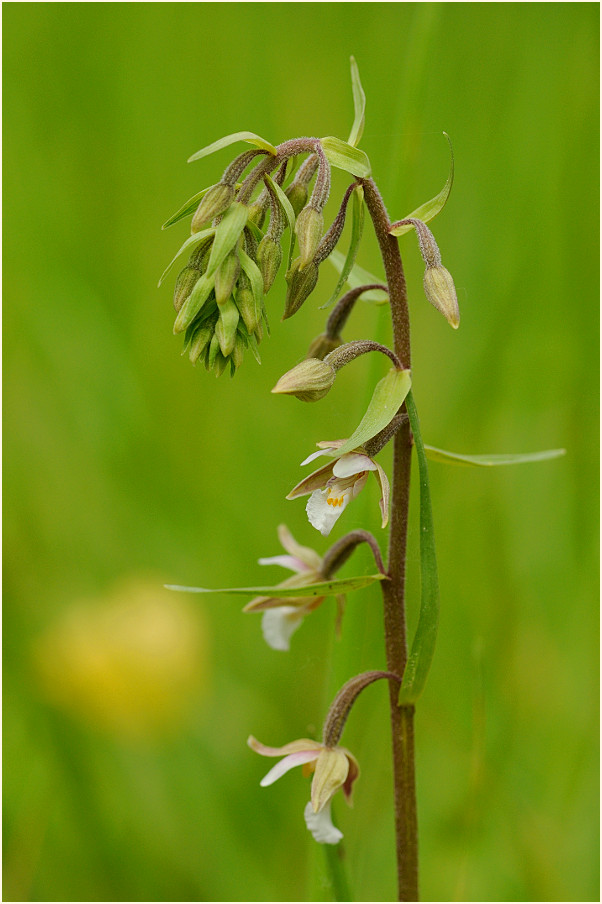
[
  {"left": 287, "top": 440, "right": 390, "bottom": 536},
  {"left": 247, "top": 736, "right": 359, "bottom": 845},
  {"left": 243, "top": 525, "right": 345, "bottom": 650}
]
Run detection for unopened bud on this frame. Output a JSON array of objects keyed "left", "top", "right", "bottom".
[
  {"left": 423, "top": 265, "right": 460, "bottom": 329},
  {"left": 256, "top": 236, "right": 282, "bottom": 293},
  {"left": 306, "top": 332, "right": 342, "bottom": 360},
  {"left": 236, "top": 283, "right": 260, "bottom": 334},
  {"left": 214, "top": 298, "right": 240, "bottom": 357},
  {"left": 191, "top": 183, "right": 236, "bottom": 232},
  {"left": 283, "top": 258, "right": 319, "bottom": 320},
  {"left": 173, "top": 266, "right": 201, "bottom": 313},
  {"left": 214, "top": 250, "right": 241, "bottom": 305},
  {"left": 272, "top": 357, "right": 336, "bottom": 402},
  {"left": 231, "top": 333, "right": 245, "bottom": 371},
  {"left": 285, "top": 182, "right": 308, "bottom": 217},
  {"left": 295, "top": 206, "right": 323, "bottom": 269},
  {"left": 188, "top": 319, "right": 215, "bottom": 365}
]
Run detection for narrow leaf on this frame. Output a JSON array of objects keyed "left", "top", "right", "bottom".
[
  {"left": 399, "top": 391, "right": 439, "bottom": 704},
  {"left": 321, "top": 185, "right": 365, "bottom": 309},
  {"left": 389, "top": 132, "right": 454, "bottom": 236},
  {"left": 166, "top": 573, "right": 387, "bottom": 598},
  {"left": 187, "top": 131, "right": 277, "bottom": 163},
  {"left": 173, "top": 271, "right": 215, "bottom": 334},
  {"left": 238, "top": 248, "right": 263, "bottom": 324},
  {"left": 158, "top": 227, "right": 215, "bottom": 287},
  {"left": 320, "top": 137, "right": 371, "bottom": 178},
  {"left": 162, "top": 187, "right": 211, "bottom": 230},
  {"left": 264, "top": 173, "right": 297, "bottom": 269},
  {"left": 329, "top": 368, "right": 412, "bottom": 458},
  {"left": 347, "top": 56, "right": 366, "bottom": 148},
  {"left": 327, "top": 251, "right": 388, "bottom": 304},
  {"left": 205, "top": 202, "right": 248, "bottom": 277},
  {"left": 424, "top": 445, "right": 567, "bottom": 467}
]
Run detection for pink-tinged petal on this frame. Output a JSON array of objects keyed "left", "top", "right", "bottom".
[
  {"left": 287, "top": 461, "right": 335, "bottom": 500},
  {"left": 277, "top": 524, "right": 323, "bottom": 572},
  {"left": 304, "top": 800, "right": 343, "bottom": 845},
  {"left": 300, "top": 449, "right": 332, "bottom": 466},
  {"left": 306, "top": 490, "right": 348, "bottom": 536},
  {"left": 260, "top": 750, "right": 321, "bottom": 786},
  {"left": 332, "top": 452, "right": 377, "bottom": 479},
  {"left": 261, "top": 607, "right": 304, "bottom": 650},
  {"left": 258, "top": 554, "right": 305, "bottom": 572},
  {"left": 372, "top": 462, "right": 390, "bottom": 528},
  {"left": 248, "top": 736, "right": 323, "bottom": 757},
  {"left": 341, "top": 750, "right": 361, "bottom": 804},
  {"left": 316, "top": 439, "right": 346, "bottom": 450}
]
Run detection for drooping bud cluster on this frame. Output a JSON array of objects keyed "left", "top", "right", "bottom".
[{"left": 163, "top": 136, "right": 363, "bottom": 376}]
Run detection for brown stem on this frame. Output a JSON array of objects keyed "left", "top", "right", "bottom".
[{"left": 361, "top": 177, "right": 419, "bottom": 902}]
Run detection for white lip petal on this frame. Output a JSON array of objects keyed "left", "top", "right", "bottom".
[
  {"left": 332, "top": 453, "right": 377, "bottom": 478},
  {"left": 261, "top": 607, "right": 304, "bottom": 651},
  {"left": 306, "top": 490, "right": 348, "bottom": 536},
  {"left": 304, "top": 800, "right": 343, "bottom": 845}
]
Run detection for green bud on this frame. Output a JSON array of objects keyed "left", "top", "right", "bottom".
[
  {"left": 283, "top": 258, "right": 319, "bottom": 320},
  {"left": 214, "top": 249, "right": 241, "bottom": 305},
  {"left": 272, "top": 357, "right": 336, "bottom": 402},
  {"left": 213, "top": 351, "right": 229, "bottom": 378},
  {"left": 256, "top": 235, "right": 282, "bottom": 293},
  {"left": 214, "top": 297, "right": 240, "bottom": 357},
  {"left": 206, "top": 334, "right": 221, "bottom": 371},
  {"left": 236, "top": 282, "right": 260, "bottom": 334},
  {"left": 231, "top": 333, "right": 245, "bottom": 371},
  {"left": 295, "top": 205, "right": 324, "bottom": 269},
  {"left": 173, "top": 265, "right": 201, "bottom": 313},
  {"left": 306, "top": 332, "right": 342, "bottom": 360},
  {"left": 191, "top": 183, "right": 236, "bottom": 232},
  {"left": 188, "top": 319, "right": 215, "bottom": 365},
  {"left": 423, "top": 265, "right": 460, "bottom": 329},
  {"left": 285, "top": 182, "right": 308, "bottom": 218}
]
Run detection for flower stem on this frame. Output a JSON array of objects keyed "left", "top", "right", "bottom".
[
  {"left": 323, "top": 836, "right": 352, "bottom": 902},
  {"left": 361, "top": 177, "right": 419, "bottom": 901}
]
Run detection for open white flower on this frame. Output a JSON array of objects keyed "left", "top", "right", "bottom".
[
  {"left": 287, "top": 440, "right": 390, "bottom": 536},
  {"left": 243, "top": 525, "right": 343, "bottom": 650},
  {"left": 248, "top": 735, "right": 360, "bottom": 844}
]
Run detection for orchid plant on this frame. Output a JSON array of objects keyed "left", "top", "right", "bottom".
[{"left": 163, "top": 59, "right": 564, "bottom": 901}]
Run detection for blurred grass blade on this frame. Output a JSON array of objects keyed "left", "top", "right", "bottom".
[
  {"left": 347, "top": 55, "right": 366, "bottom": 148},
  {"left": 158, "top": 227, "right": 215, "bottom": 286},
  {"left": 264, "top": 173, "right": 296, "bottom": 269},
  {"left": 205, "top": 202, "right": 248, "bottom": 277},
  {"left": 424, "top": 445, "right": 567, "bottom": 466},
  {"left": 330, "top": 368, "right": 411, "bottom": 458},
  {"left": 321, "top": 185, "right": 365, "bottom": 309},
  {"left": 166, "top": 573, "right": 387, "bottom": 597},
  {"left": 320, "top": 137, "right": 371, "bottom": 178},
  {"left": 389, "top": 132, "right": 454, "bottom": 236},
  {"left": 327, "top": 250, "right": 389, "bottom": 304},
  {"left": 399, "top": 391, "right": 439, "bottom": 705},
  {"left": 187, "top": 131, "right": 277, "bottom": 162}
]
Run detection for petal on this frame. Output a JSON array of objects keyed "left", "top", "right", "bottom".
[
  {"left": 332, "top": 452, "right": 377, "bottom": 479},
  {"left": 277, "top": 524, "right": 322, "bottom": 572},
  {"left": 287, "top": 461, "right": 335, "bottom": 500},
  {"left": 261, "top": 607, "right": 304, "bottom": 651},
  {"left": 304, "top": 800, "right": 343, "bottom": 845},
  {"left": 372, "top": 462, "right": 390, "bottom": 528},
  {"left": 306, "top": 489, "right": 348, "bottom": 537},
  {"left": 260, "top": 750, "right": 322, "bottom": 786},
  {"left": 300, "top": 449, "right": 333, "bottom": 467},
  {"left": 248, "top": 736, "right": 323, "bottom": 757},
  {"left": 311, "top": 748, "right": 349, "bottom": 812},
  {"left": 340, "top": 750, "right": 361, "bottom": 804},
  {"left": 258, "top": 554, "right": 305, "bottom": 572}
]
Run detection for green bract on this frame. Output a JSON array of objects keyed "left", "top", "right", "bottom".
[
  {"left": 329, "top": 368, "right": 412, "bottom": 458},
  {"left": 347, "top": 56, "right": 366, "bottom": 148},
  {"left": 187, "top": 131, "right": 277, "bottom": 163},
  {"left": 424, "top": 445, "right": 566, "bottom": 466},
  {"left": 327, "top": 251, "right": 389, "bottom": 304},
  {"left": 166, "top": 574, "right": 387, "bottom": 598},
  {"left": 389, "top": 132, "right": 454, "bottom": 236},
  {"left": 320, "top": 137, "right": 371, "bottom": 178}
]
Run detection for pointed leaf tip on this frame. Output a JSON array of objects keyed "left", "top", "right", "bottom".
[{"left": 389, "top": 132, "right": 454, "bottom": 236}]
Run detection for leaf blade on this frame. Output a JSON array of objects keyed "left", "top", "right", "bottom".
[
  {"left": 320, "top": 137, "right": 371, "bottom": 178},
  {"left": 329, "top": 368, "right": 412, "bottom": 458},
  {"left": 187, "top": 131, "right": 277, "bottom": 163},
  {"left": 205, "top": 202, "right": 248, "bottom": 277},
  {"left": 158, "top": 227, "right": 215, "bottom": 287},
  {"left": 424, "top": 445, "right": 567, "bottom": 467},
  {"left": 347, "top": 56, "right": 366, "bottom": 148},
  {"left": 399, "top": 391, "right": 440, "bottom": 704},
  {"left": 389, "top": 132, "right": 454, "bottom": 236},
  {"left": 326, "top": 250, "right": 389, "bottom": 304},
  {"left": 166, "top": 573, "right": 387, "bottom": 598}
]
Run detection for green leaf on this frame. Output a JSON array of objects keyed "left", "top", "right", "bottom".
[
  {"left": 329, "top": 368, "right": 412, "bottom": 458},
  {"left": 389, "top": 132, "right": 454, "bottom": 236},
  {"left": 158, "top": 227, "right": 215, "bottom": 287},
  {"left": 162, "top": 187, "right": 211, "bottom": 230},
  {"left": 327, "top": 251, "right": 388, "bottom": 304},
  {"left": 238, "top": 248, "right": 263, "bottom": 325},
  {"left": 399, "top": 391, "right": 439, "bottom": 705},
  {"left": 320, "top": 137, "right": 371, "bottom": 178},
  {"left": 187, "top": 131, "right": 277, "bottom": 163},
  {"left": 347, "top": 56, "right": 366, "bottom": 148},
  {"left": 173, "top": 271, "right": 215, "bottom": 334},
  {"left": 166, "top": 573, "right": 387, "bottom": 598},
  {"left": 424, "top": 445, "right": 567, "bottom": 467},
  {"left": 205, "top": 202, "right": 248, "bottom": 277},
  {"left": 263, "top": 173, "right": 297, "bottom": 269},
  {"left": 320, "top": 185, "right": 365, "bottom": 309}
]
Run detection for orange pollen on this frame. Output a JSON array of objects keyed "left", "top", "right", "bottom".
[{"left": 327, "top": 494, "right": 344, "bottom": 507}]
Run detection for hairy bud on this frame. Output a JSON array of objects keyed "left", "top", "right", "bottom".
[
  {"left": 191, "top": 183, "right": 236, "bottom": 232},
  {"left": 214, "top": 298, "right": 240, "bottom": 357},
  {"left": 423, "top": 265, "right": 460, "bottom": 329},
  {"left": 256, "top": 235, "right": 283, "bottom": 293},
  {"left": 295, "top": 206, "right": 324, "bottom": 269},
  {"left": 272, "top": 358, "right": 336, "bottom": 402},
  {"left": 214, "top": 250, "right": 241, "bottom": 306},
  {"left": 173, "top": 266, "right": 201, "bottom": 313},
  {"left": 283, "top": 258, "right": 319, "bottom": 320},
  {"left": 306, "top": 332, "right": 342, "bottom": 360}
]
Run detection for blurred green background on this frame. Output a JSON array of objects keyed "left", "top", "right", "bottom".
[{"left": 3, "top": 3, "right": 598, "bottom": 902}]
